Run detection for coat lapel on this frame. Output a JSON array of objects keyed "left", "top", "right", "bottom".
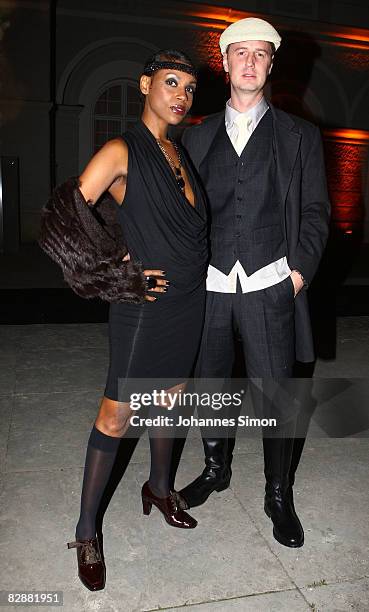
[
  {"left": 192, "top": 112, "right": 224, "bottom": 170},
  {"left": 270, "top": 105, "right": 301, "bottom": 206}
]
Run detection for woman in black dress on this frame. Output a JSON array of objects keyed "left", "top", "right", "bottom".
[{"left": 67, "top": 50, "right": 208, "bottom": 591}]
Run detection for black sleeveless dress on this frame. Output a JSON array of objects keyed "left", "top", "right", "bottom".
[{"left": 104, "top": 120, "right": 208, "bottom": 401}]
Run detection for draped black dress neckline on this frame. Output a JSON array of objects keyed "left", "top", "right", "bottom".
[
  {"left": 116, "top": 119, "right": 208, "bottom": 296},
  {"left": 134, "top": 119, "right": 206, "bottom": 220}
]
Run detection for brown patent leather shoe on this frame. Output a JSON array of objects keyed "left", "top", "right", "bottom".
[
  {"left": 141, "top": 481, "right": 197, "bottom": 529},
  {"left": 67, "top": 537, "right": 106, "bottom": 591}
]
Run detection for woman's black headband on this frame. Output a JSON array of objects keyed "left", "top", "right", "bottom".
[{"left": 143, "top": 61, "right": 197, "bottom": 78}]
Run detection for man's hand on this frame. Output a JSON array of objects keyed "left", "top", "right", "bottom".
[{"left": 290, "top": 270, "right": 304, "bottom": 297}]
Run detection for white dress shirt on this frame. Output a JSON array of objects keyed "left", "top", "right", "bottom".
[{"left": 206, "top": 97, "right": 291, "bottom": 294}]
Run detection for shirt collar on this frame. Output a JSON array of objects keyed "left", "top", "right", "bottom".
[{"left": 225, "top": 97, "right": 269, "bottom": 130}]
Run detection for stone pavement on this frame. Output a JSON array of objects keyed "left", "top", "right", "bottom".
[{"left": 0, "top": 318, "right": 368, "bottom": 611}]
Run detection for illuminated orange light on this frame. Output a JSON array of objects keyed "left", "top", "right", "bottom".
[
  {"left": 194, "top": 30, "right": 224, "bottom": 72},
  {"left": 185, "top": 8, "right": 369, "bottom": 50},
  {"left": 324, "top": 129, "right": 369, "bottom": 143},
  {"left": 190, "top": 20, "right": 226, "bottom": 31},
  {"left": 324, "top": 131, "right": 368, "bottom": 232},
  {"left": 332, "top": 31, "right": 369, "bottom": 44},
  {"left": 187, "top": 9, "right": 249, "bottom": 24},
  {"left": 327, "top": 41, "right": 369, "bottom": 51},
  {"left": 184, "top": 8, "right": 254, "bottom": 30},
  {"left": 189, "top": 11, "right": 234, "bottom": 23}
]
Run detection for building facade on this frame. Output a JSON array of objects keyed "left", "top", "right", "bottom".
[{"left": 1, "top": 0, "right": 369, "bottom": 243}]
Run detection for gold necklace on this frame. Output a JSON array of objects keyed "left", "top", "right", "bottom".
[{"left": 156, "top": 139, "right": 186, "bottom": 193}]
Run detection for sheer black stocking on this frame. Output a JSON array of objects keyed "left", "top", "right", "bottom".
[
  {"left": 147, "top": 430, "right": 174, "bottom": 498},
  {"left": 75, "top": 425, "right": 121, "bottom": 541},
  {"left": 76, "top": 415, "right": 175, "bottom": 540}
]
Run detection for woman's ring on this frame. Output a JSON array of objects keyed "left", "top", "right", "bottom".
[{"left": 146, "top": 276, "right": 157, "bottom": 290}]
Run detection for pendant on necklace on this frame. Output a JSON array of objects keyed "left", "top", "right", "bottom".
[
  {"left": 175, "top": 168, "right": 186, "bottom": 191},
  {"left": 156, "top": 138, "right": 186, "bottom": 193}
]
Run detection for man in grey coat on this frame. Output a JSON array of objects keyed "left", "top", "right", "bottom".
[{"left": 178, "top": 17, "right": 330, "bottom": 547}]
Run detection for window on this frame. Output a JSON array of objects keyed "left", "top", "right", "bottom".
[{"left": 93, "top": 81, "right": 142, "bottom": 152}]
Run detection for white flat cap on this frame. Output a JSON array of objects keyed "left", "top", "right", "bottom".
[{"left": 219, "top": 17, "right": 282, "bottom": 54}]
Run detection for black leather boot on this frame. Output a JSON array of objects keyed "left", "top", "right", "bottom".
[
  {"left": 286, "top": 384, "right": 315, "bottom": 519},
  {"left": 287, "top": 436, "right": 306, "bottom": 514},
  {"left": 178, "top": 437, "right": 232, "bottom": 509},
  {"left": 263, "top": 436, "right": 304, "bottom": 548}
]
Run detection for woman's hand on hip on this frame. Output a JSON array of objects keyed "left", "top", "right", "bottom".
[{"left": 143, "top": 269, "right": 169, "bottom": 301}]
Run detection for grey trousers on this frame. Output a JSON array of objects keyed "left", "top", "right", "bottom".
[
  {"left": 195, "top": 275, "right": 296, "bottom": 379},
  {"left": 194, "top": 276, "right": 297, "bottom": 437}
]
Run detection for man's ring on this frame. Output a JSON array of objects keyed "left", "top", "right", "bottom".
[{"left": 146, "top": 276, "right": 157, "bottom": 290}]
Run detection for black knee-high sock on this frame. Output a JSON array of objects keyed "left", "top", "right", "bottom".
[
  {"left": 76, "top": 425, "right": 121, "bottom": 540},
  {"left": 148, "top": 422, "right": 174, "bottom": 498}
]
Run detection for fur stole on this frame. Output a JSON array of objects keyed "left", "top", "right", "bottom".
[{"left": 38, "top": 177, "right": 146, "bottom": 303}]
